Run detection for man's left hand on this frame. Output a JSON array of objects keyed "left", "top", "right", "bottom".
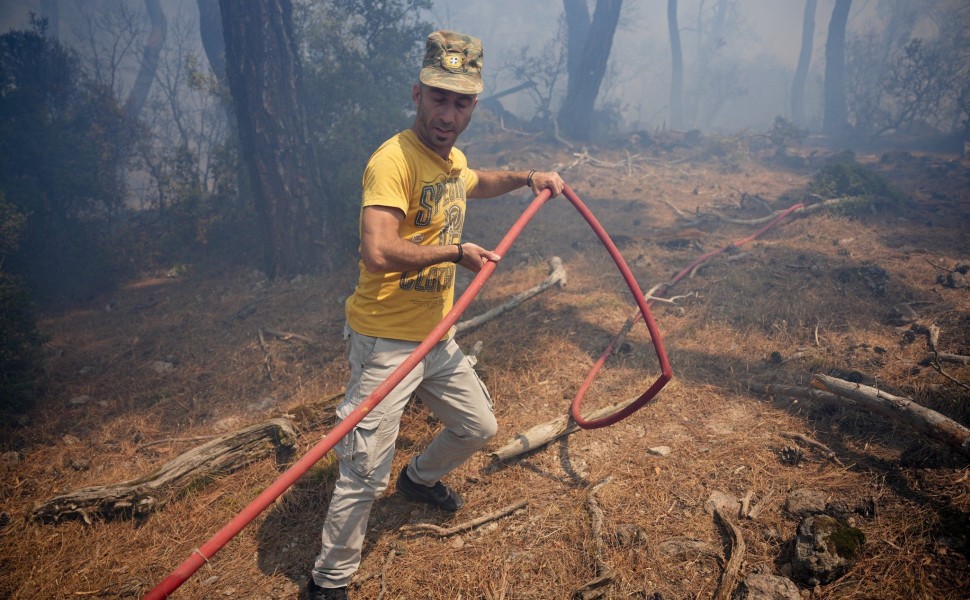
[{"left": 528, "top": 171, "right": 565, "bottom": 198}]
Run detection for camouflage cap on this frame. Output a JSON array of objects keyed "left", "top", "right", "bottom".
[{"left": 419, "top": 30, "right": 484, "bottom": 95}]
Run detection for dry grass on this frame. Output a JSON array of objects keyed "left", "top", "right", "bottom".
[{"left": 1, "top": 136, "right": 969, "bottom": 599}]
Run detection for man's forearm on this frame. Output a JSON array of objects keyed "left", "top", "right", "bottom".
[
  {"left": 468, "top": 169, "right": 531, "bottom": 199},
  {"left": 470, "top": 169, "right": 564, "bottom": 199},
  {"left": 363, "top": 237, "right": 461, "bottom": 273}
]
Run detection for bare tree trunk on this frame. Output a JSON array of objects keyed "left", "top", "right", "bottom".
[
  {"left": 823, "top": 0, "right": 852, "bottom": 135},
  {"left": 668, "top": 0, "right": 684, "bottom": 130},
  {"left": 691, "top": 0, "right": 728, "bottom": 128},
  {"left": 197, "top": 0, "right": 249, "bottom": 213},
  {"left": 196, "top": 0, "right": 225, "bottom": 81},
  {"left": 124, "top": 0, "right": 166, "bottom": 121},
  {"left": 557, "top": 0, "right": 623, "bottom": 141},
  {"left": 220, "top": 0, "right": 329, "bottom": 278},
  {"left": 563, "top": 0, "right": 591, "bottom": 84},
  {"left": 791, "top": 0, "right": 817, "bottom": 126}
]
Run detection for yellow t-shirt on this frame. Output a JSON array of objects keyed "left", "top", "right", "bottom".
[{"left": 345, "top": 129, "right": 479, "bottom": 341}]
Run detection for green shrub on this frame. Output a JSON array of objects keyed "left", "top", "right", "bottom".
[
  {"left": 768, "top": 116, "right": 808, "bottom": 146},
  {"left": 807, "top": 161, "right": 910, "bottom": 213},
  {"left": 0, "top": 195, "right": 45, "bottom": 413},
  {"left": 298, "top": 0, "right": 432, "bottom": 249},
  {"left": 0, "top": 20, "right": 135, "bottom": 306}
]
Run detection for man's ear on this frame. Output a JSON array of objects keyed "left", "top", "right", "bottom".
[{"left": 412, "top": 83, "right": 421, "bottom": 106}]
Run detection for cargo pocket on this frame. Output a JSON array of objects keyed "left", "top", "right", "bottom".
[
  {"left": 336, "top": 403, "right": 398, "bottom": 478},
  {"left": 335, "top": 421, "right": 378, "bottom": 477}
]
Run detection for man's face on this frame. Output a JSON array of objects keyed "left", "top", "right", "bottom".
[{"left": 411, "top": 83, "right": 478, "bottom": 158}]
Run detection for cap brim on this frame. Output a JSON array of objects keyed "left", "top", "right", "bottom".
[{"left": 420, "top": 68, "right": 483, "bottom": 95}]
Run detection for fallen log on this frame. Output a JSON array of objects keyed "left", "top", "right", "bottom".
[
  {"left": 32, "top": 417, "right": 298, "bottom": 524},
  {"left": 920, "top": 353, "right": 970, "bottom": 366},
  {"left": 489, "top": 399, "right": 636, "bottom": 463},
  {"left": 456, "top": 257, "right": 566, "bottom": 335},
  {"left": 749, "top": 382, "right": 850, "bottom": 409},
  {"left": 811, "top": 374, "right": 970, "bottom": 457}
]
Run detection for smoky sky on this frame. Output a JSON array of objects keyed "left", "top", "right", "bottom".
[
  {"left": 430, "top": 0, "right": 910, "bottom": 133},
  {"left": 0, "top": 0, "right": 947, "bottom": 133}
]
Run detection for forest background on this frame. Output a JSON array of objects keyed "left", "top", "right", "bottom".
[{"left": 0, "top": 1, "right": 968, "bottom": 598}]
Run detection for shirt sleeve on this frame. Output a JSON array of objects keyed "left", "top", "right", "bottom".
[
  {"left": 464, "top": 167, "right": 479, "bottom": 196},
  {"left": 457, "top": 149, "right": 478, "bottom": 196},
  {"left": 361, "top": 144, "right": 411, "bottom": 215}
]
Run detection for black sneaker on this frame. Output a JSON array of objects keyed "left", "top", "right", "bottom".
[
  {"left": 395, "top": 465, "right": 464, "bottom": 512},
  {"left": 307, "top": 579, "right": 349, "bottom": 600}
]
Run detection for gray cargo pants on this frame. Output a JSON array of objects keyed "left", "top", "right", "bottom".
[{"left": 311, "top": 327, "right": 497, "bottom": 588}]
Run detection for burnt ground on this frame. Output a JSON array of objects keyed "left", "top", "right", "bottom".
[{"left": 1, "top": 130, "right": 969, "bottom": 599}]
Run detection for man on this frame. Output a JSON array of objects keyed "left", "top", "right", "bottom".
[{"left": 308, "top": 30, "right": 564, "bottom": 600}]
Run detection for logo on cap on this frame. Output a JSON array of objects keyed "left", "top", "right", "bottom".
[{"left": 443, "top": 53, "right": 464, "bottom": 72}]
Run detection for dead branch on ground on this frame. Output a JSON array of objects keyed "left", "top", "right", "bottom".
[
  {"left": 32, "top": 417, "right": 298, "bottom": 524},
  {"left": 668, "top": 196, "right": 864, "bottom": 226},
  {"left": 916, "top": 323, "right": 970, "bottom": 392},
  {"left": 489, "top": 400, "right": 636, "bottom": 463},
  {"left": 376, "top": 546, "right": 402, "bottom": 600},
  {"left": 572, "top": 478, "right": 614, "bottom": 599},
  {"left": 260, "top": 327, "right": 318, "bottom": 345},
  {"left": 781, "top": 431, "right": 845, "bottom": 467},
  {"left": 257, "top": 328, "right": 273, "bottom": 380},
  {"left": 929, "top": 365, "right": 970, "bottom": 392},
  {"left": 646, "top": 291, "right": 698, "bottom": 305},
  {"left": 713, "top": 508, "right": 745, "bottom": 600},
  {"left": 749, "top": 382, "right": 850, "bottom": 409},
  {"left": 739, "top": 490, "right": 754, "bottom": 519},
  {"left": 811, "top": 374, "right": 970, "bottom": 457},
  {"left": 708, "top": 195, "right": 864, "bottom": 225},
  {"left": 569, "top": 149, "right": 627, "bottom": 170},
  {"left": 661, "top": 198, "right": 692, "bottom": 220},
  {"left": 456, "top": 257, "right": 566, "bottom": 334},
  {"left": 571, "top": 574, "right": 612, "bottom": 600},
  {"left": 921, "top": 353, "right": 970, "bottom": 366},
  {"left": 743, "top": 491, "right": 766, "bottom": 520},
  {"left": 754, "top": 378, "right": 970, "bottom": 457},
  {"left": 398, "top": 500, "right": 528, "bottom": 537}
]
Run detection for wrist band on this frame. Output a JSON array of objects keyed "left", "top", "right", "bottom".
[
  {"left": 453, "top": 243, "right": 463, "bottom": 263},
  {"left": 526, "top": 170, "right": 536, "bottom": 188}
]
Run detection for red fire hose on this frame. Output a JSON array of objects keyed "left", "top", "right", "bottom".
[
  {"left": 570, "top": 200, "right": 804, "bottom": 428},
  {"left": 143, "top": 183, "right": 671, "bottom": 599}
]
